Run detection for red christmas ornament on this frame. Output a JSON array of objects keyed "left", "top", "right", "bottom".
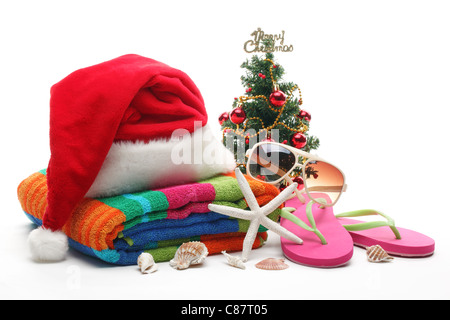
[
  {"left": 298, "top": 110, "right": 311, "bottom": 122},
  {"left": 269, "top": 89, "right": 286, "bottom": 107},
  {"left": 293, "top": 176, "right": 304, "bottom": 189},
  {"left": 218, "top": 112, "right": 229, "bottom": 125},
  {"left": 230, "top": 107, "right": 246, "bottom": 124},
  {"left": 291, "top": 132, "right": 307, "bottom": 149}
]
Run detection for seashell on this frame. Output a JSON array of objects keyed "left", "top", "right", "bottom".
[
  {"left": 137, "top": 252, "right": 158, "bottom": 274},
  {"left": 222, "top": 251, "right": 246, "bottom": 270},
  {"left": 255, "top": 258, "right": 289, "bottom": 270},
  {"left": 169, "top": 241, "right": 208, "bottom": 270},
  {"left": 366, "top": 245, "right": 394, "bottom": 263}
]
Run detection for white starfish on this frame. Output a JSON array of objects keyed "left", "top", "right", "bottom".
[{"left": 208, "top": 168, "right": 303, "bottom": 262}]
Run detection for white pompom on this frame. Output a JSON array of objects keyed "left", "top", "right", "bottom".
[{"left": 28, "top": 227, "right": 68, "bottom": 262}]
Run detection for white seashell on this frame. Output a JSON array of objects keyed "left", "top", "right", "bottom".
[
  {"left": 255, "top": 258, "right": 289, "bottom": 270},
  {"left": 137, "top": 252, "right": 158, "bottom": 274},
  {"left": 169, "top": 241, "right": 208, "bottom": 270},
  {"left": 222, "top": 251, "right": 246, "bottom": 270},
  {"left": 366, "top": 245, "right": 394, "bottom": 263}
]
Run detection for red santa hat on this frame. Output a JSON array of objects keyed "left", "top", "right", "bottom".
[{"left": 28, "top": 54, "right": 235, "bottom": 262}]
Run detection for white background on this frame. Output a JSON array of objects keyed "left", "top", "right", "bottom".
[{"left": 1, "top": 0, "right": 449, "bottom": 300}]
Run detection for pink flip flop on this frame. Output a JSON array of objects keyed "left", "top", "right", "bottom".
[
  {"left": 336, "top": 209, "right": 435, "bottom": 257},
  {"left": 280, "top": 193, "right": 354, "bottom": 268}
]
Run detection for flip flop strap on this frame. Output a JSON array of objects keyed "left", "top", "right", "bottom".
[
  {"left": 335, "top": 209, "right": 401, "bottom": 239},
  {"left": 280, "top": 200, "right": 327, "bottom": 245}
]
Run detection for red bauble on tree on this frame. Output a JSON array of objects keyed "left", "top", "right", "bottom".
[
  {"left": 218, "top": 112, "right": 229, "bottom": 125},
  {"left": 297, "top": 110, "right": 311, "bottom": 122},
  {"left": 230, "top": 107, "right": 246, "bottom": 124},
  {"left": 291, "top": 132, "right": 307, "bottom": 149},
  {"left": 269, "top": 89, "right": 286, "bottom": 107},
  {"left": 293, "top": 176, "right": 304, "bottom": 190}
]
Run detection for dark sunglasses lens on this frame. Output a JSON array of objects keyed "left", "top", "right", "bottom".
[
  {"left": 304, "top": 161, "right": 344, "bottom": 205},
  {"left": 248, "top": 144, "right": 296, "bottom": 182}
]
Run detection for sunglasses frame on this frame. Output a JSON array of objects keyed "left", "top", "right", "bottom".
[{"left": 245, "top": 141, "right": 347, "bottom": 207}]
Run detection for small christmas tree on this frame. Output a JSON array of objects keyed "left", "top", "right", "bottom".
[{"left": 219, "top": 47, "right": 320, "bottom": 189}]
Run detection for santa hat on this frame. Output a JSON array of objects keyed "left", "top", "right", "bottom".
[{"left": 28, "top": 54, "right": 235, "bottom": 262}]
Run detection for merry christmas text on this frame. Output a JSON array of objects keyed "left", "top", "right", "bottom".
[{"left": 244, "top": 28, "right": 294, "bottom": 53}]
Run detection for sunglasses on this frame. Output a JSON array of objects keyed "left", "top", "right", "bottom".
[{"left": 245, "top": 141, "right": 347, "bottom": 207}]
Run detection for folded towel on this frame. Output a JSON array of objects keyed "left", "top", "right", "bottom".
[{"left": 18, "top": 170, "right": 281, "bottom": 265}]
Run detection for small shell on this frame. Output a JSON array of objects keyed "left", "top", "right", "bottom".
[
  {"left": 255, "top": 258, "right": 289, "bottom": 270},
  {"left": 137, "top": 252, "right": 158, "bottom": 274},
  {"left": 366, "top": 245, "right": 394, "bottom": 263},
  {"left": 169, "top": 241, "right": 208, "bottom": 270},
  {"left": 222, "top": 251, "right": 246, "bottom": 270}
]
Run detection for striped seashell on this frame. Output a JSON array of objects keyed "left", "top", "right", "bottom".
[
  {"left": 222, "top": 251, "right": 246, "bottom": 270},
  {"left": 137, "top": 252, "right": 158, "bottom": 274},
  {"left": 366, "top": 245, "right": 394, "bottom": 263},
  {"left": 169, "top": 241, "right": 208, "bottom": 270},
  {"left": 255, "top": 258, "right": 289, "bottom": 270}
]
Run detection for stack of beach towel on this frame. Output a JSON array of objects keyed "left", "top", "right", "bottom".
[{"left": 17, "top": 170, "right": 281, "bottom": 265}]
